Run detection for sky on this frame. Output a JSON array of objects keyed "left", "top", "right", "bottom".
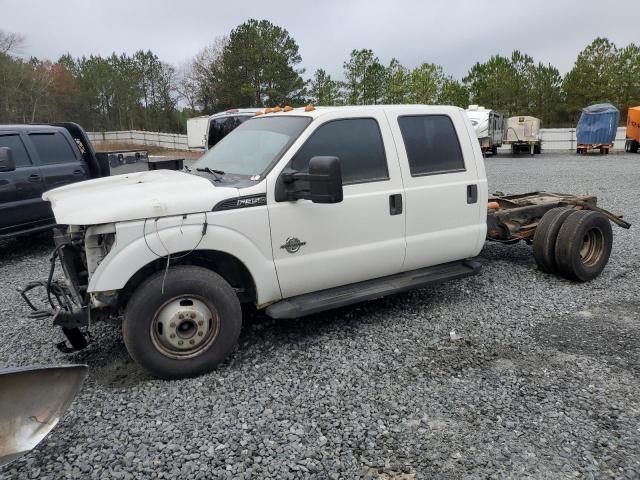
[{"left": 2, "top": 0, "right": 637, "bottom": 80}]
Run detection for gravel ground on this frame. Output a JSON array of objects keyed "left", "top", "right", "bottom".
[{"left": 1, "top": 152, "right": 639, "bottom": 479}]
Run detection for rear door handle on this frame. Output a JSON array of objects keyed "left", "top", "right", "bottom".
[
  {"left": 467, "top": 184, "right": 478, "bottom": 204},
  {"left": 73, "top": 169, "right": 84, "bottom": 176},
  {"left": 28, "top": 173, "right": 41, "bottom": 182},
  {"left": 389, "top": 193, "right": 403, "bottom": 215}
]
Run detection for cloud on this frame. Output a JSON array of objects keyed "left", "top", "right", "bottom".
[{"left": 3, "top": 0, "right": 637, "bottom": 80}]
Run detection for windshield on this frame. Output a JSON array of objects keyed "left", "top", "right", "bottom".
[{"left": 194, "top": 116, "right": 312, "bottom": 178}]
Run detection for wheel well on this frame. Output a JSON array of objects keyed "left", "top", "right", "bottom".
[{"left": 119, "top": 250, "right": 257, "bottom": 309}]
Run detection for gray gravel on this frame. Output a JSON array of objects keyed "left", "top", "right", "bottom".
[{"left": 1, "top": 152, "right": 639, "bottom": 479}]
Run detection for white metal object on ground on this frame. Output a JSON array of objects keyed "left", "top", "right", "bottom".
[{"left": 0, "top": 365, "right": 88, "bottom": 467}]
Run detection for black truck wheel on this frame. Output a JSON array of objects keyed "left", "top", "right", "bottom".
[
  {"left": 630, "top": 140, "right": 639, "bottom": 154},
  {"left": 123, "top": 266, "right": 242, "bottom": 379},
  {"left": 554, "top": 210, "right": 613, "bottom": 282},
  {"left": 532, "top": 207, "right": 574, "bottom": 274}
]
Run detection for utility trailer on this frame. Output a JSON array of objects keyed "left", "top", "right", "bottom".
[
  {"left": 576, "top": 103, "right": 619, "bottom": 155},
  {"left": 504, "top": 116, "right": 542, "bottom": 155},
  {"left": 625, "top": 106, "right": 640, "bottom": 153},
  {"left": 487, "top": 192, "right": 630, "bottom": 281}
]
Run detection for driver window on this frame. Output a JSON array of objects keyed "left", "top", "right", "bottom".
[{"left": 290, "top": 118, "right": 389, "bottom": 185}]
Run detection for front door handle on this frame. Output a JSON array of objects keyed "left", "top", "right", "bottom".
[
  {"left": 28, "top": 173, "right": 41, "bottom": 182},
  {"left": 73, "top": 169, "right": 84, "bottom": 176},
  {"left": 389, "top": 193, "right": 403, "bottom": 215},
  {"left": 467, "top": 184, "right": 478, "bottom": 204}
]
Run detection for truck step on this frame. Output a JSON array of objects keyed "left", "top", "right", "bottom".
[{"left": 266, "top": 259, "right": 482, "bottom": 319}]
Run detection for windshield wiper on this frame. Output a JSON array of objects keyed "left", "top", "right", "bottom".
[{"left": 196, "top": 167, "right": 225, "bottom": 181}]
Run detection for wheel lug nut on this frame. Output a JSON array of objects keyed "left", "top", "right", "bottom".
[
  {"left": 170, "top": 322, "right": 176, "bottom": 328},
  {"left": 178, "top": 340, "right": 183, "bottom": 345},
  {"left": 190, "top": 313, "right": 196, "bottom": 319},
  {"left": 178, "top": 314, "right": 183, "bottom": 320},
  {"left": 198, "top": 331, "right": 203, "bottom": 336},
  {"left": 170, "top": 334, "right": 176, "bottom": 339},
  {"left": 189, "top": 339, "right": 195, "bottom": 345},
  {"left": 198, "top": 320, "right": 203, "bottom": 326}
]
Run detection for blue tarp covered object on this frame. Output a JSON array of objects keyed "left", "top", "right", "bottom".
[{"left": 576, "top": 103, "right": 620, "bottom": 145}]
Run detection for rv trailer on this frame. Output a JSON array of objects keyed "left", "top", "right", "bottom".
[{"left": 465, "top": 105, "right": 505, "bottom": 155}]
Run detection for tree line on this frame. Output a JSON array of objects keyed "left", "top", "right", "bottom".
[{"left": 1, "top": 21, "right": 639, "bottom": 133}]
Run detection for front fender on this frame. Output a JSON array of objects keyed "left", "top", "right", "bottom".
[{"left": 88, "top": 213, "right": 281, "bottom": 305}]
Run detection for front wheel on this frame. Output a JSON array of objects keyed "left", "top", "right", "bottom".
[{"left": 123, "top": 266, "right": 242, "bottom": 379}]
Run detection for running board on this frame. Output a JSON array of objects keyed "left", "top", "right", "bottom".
[{"left": 266, "top": 259, "right": 482, "bottom": 319}]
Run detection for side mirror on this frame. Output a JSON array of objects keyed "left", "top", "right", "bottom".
[
  {"left": 0, "top": 147, "right": 16, "bottom": 172},
  {"left": 279, "top": 156, "right": 343, "bottom": 204}
]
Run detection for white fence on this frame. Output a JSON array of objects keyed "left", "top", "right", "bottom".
[
  {"left": 87, "top": 130, "right": 188, "bottom": 151},
  {"left": 88, "top": 127, "right": 629, "bottom": 152}
]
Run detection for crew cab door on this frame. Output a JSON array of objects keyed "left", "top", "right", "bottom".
[
  {"left": 385, "top": 108, "right": 487, "bottom": 271},
  {"left": 0, "top": 132, "right": 49, "bottom": 235},
  {"left": 28, "top": 131, "right": 90, "bottom": 191},
  {"left": 267, "top": 112, "right": 406, "bottom": 298}
]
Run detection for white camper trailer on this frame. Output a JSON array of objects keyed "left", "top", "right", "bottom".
[
  {"left": 504, "top": 116, "right": 542, "bottom": 155},
  {"left": 186, "top": 109, "right": 262, "bottom": 151},
  {"left": 465, "top": 105, "right": 504, "bottom": 155}
]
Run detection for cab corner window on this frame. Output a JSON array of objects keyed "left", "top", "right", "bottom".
[
  {"left": 290, "top": 118, "right": 388, "bottom": 185},
  {"left": 29, "top": 132, "right": 77, "bottom": 165},
  {"left": 398, "top": 115, "right": 465, "bottom": 176},
  {"left": 0, "top": 134, "right": 32, "bottom": 167}
]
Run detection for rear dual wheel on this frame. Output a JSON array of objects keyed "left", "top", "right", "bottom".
[{"left": 533, "top": 208, "right": 612, "bottom": 281}]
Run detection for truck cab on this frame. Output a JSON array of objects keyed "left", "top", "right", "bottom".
[
  {"left": 32, "top": 105, "right": 489, "bottom": 378},
  {"left": 186, "top": 109, "right": 262, "bottom": 151}
]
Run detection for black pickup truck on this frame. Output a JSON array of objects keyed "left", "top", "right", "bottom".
[{"left": 0, "top": 123, "right": 110, "bottom": 240}]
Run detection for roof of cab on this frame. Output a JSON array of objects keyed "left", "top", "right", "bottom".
[{"left": 251, "top": 104, "right": 464, "bottom": 120}]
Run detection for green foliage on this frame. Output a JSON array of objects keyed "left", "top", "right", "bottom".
[
  {"left": 564, "top": 38, "right": 640, "bottom": 122},
  {"left": 383, "top": 59, "right": 410, "bottom": 104},
  {"left": 218, "top": 19, "right": 304, "bottom": 108},
  {"left": 1, "top": 24, "right": 639, "bottom": 131},
  {"left": 309, "top": 69, "right": 343, "bottom": 106},
  {"left": 463, "top": 51, "right": 565, "bottom": 125},
  {"left": 343, "top": 49, "right": 386, "bottom": 105}
]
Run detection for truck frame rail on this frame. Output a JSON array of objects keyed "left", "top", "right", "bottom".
[{"left": 486, "top": 191, "right": 631, "bottom": 242}]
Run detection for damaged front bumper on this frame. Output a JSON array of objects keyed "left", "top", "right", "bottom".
[{"left": 20, "top": 228, "right": 93, "bottom": 353}]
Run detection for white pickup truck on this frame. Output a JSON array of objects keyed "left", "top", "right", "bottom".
[{"left": 22, "top": 105, "right": 630, "bottom": 378}]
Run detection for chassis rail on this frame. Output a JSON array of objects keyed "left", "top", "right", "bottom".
[{"left": 486, "top": 191, "right": 631, "bottom": 242}]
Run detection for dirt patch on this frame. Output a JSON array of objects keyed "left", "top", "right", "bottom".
[{"left": 532, "top": 300, "right": 640, "bottom": 374}]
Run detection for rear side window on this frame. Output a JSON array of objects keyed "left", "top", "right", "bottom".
[
  {"left": 398, "top": 115, "right": 465, "bottom": 176},
  {"left": 290, "top": 118, "right": 388, "bottom": 185},
  {"left": 0, "top": 134, "right": 32, "bottom": 167},
  {"left": 29, "top": 132, "right": 77, "bottom": 165}
]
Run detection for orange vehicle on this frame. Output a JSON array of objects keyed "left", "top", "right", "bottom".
[{"left": 625, "top": 106, "right": 640, "bottom": 153}]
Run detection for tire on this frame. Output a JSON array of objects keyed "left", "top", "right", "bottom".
[
  {"left": 554, "top": 210, "right": 613, "bottom": 282},
  {"left": 533, "top": 142, "right": 541, "bottom": 154},
  {"left": 123, "top": 265, "right": 242, "bottom": 379},
  {"left": 532, "top": 207, "right": 574, "bottom": 274},
  {"left": 631, "top": 141, "right": 639, "bottom": 154},
  {"left": 491, "top": 145, "right": 498, "bottom": 156}
]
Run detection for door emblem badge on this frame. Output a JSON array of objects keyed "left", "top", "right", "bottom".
[{"left": 280, "top": 237, "right": 306, "bottom": 254}]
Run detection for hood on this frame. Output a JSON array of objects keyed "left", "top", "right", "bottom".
[{"left": 43, "top": 169, "right": 238, "bottom": 225}]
